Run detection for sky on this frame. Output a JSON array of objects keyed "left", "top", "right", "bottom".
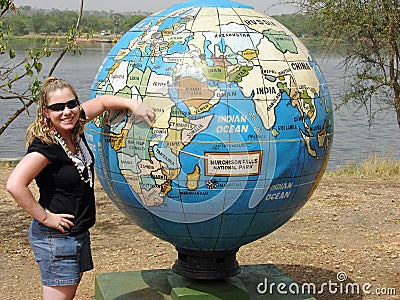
[{"left": 13, "top": 0, "right": 298, "bottom": 15}]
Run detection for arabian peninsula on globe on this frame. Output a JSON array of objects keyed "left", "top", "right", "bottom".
[{"left": 86, "top": 0, "right": 334, "bottom": 278}]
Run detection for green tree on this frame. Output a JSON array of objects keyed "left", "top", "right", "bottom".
[
  {"left": 274, "top": 13, "right": 311, "bottom": 38},
  {"left": 7, "top": 16, "right": 28, "bottom": 35},
  {"left": 296, "top": 0, "right": 400, "bottom": 128},
  {"left": 31, "top": 15, "right": 44, "bottom": 34},
  {"left": 120, "top": 15, "right": 146, "bottom": 33},
  {"left": 0, "top": 0, "right": 87, "bottom": 135}
]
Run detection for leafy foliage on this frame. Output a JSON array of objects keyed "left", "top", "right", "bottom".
[
  {"left": 0, "top": 2, "right": 149, "bottom": 137},
  {"left": 296, "top": 0, "right": 400, "bottom": 128},
  {"left": 0, "top": 0, "right": 87, "bottom": 135}
]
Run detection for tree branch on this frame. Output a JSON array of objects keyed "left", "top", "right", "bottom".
[{"left": 0, "top": 0, "right": 85, "bottom": 136}]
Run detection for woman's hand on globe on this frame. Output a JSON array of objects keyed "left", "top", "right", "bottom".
[{"left": 132, "top": 102, "right": 155, "bottom": 126}]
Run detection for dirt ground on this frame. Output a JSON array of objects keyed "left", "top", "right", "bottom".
[{"left": 0, "top": 163, "right": 399, "bottom": 300}]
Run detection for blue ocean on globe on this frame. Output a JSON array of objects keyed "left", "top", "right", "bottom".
[{"left": 86, "top": 0, "right": 334, "bottom": 252}]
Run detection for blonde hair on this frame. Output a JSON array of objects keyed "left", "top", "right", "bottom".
[{"left": 26, "top": 77, "right": 85, "bottom": 147}]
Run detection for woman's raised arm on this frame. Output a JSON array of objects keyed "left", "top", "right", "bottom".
[{"left": 82, "top": 95, "right": 155, "bottom": 126}]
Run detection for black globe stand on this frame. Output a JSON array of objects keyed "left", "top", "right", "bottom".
[{"left": 172, "top": 247, "right": 241, "bottom": 280}]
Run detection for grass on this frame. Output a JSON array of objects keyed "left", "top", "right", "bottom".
[
  {"left": 329, "top": 153, "right": 400, "bottom": 179},
  {"left": 0, "top": 160, "right": 19, "bottom": 168}
]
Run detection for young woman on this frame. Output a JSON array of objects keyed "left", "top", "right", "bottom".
[{"left": 6, "top": 77, "right": 155, "bottom": 299}]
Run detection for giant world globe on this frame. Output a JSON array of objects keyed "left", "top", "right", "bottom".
[{"left": 86, "top": 0, "right": 334, "bottom": 278}]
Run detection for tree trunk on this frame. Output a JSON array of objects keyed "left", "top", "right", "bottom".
[
  {"left": 389, "top": 39, "right": 400, "bottom": 129},
  {"left": 395, "top": 94, "right": 400, "bottom": 129}
]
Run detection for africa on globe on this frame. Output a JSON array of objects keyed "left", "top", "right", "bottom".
[{"left": 86, "top": 0, "right": 334, "bottom": 278}]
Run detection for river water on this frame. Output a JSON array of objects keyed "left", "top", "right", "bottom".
[{"left": 1, "top": 40, "right": 399, "bottom": 170}]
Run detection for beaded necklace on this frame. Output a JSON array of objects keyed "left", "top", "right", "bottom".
[{"left": 54, "top": 132, "right": 93, "bottom": 187}]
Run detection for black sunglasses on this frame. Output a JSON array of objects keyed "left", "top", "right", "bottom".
[{"left": 46, "top": 99, "right": 79, "bottom": 111}]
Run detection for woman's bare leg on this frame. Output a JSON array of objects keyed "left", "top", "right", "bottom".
[{"left": 42, "top": 284, "right": 79, "bottom": 300}]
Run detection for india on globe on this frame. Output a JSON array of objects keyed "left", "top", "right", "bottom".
[{"left": 86, "top": 0, "right": 334, "bottom": 279}]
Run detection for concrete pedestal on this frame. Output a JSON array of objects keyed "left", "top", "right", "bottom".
[{"left": 94, "top": 264, "right": 315, "bottom": 299}]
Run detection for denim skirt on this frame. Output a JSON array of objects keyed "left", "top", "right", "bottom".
[{"left": 29, "top": 219, "right": 94, "bottom": 286}]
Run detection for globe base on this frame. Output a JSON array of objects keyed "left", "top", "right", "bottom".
[{"left": 172, "top": 247, "right": 241, "bottom": 279}]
